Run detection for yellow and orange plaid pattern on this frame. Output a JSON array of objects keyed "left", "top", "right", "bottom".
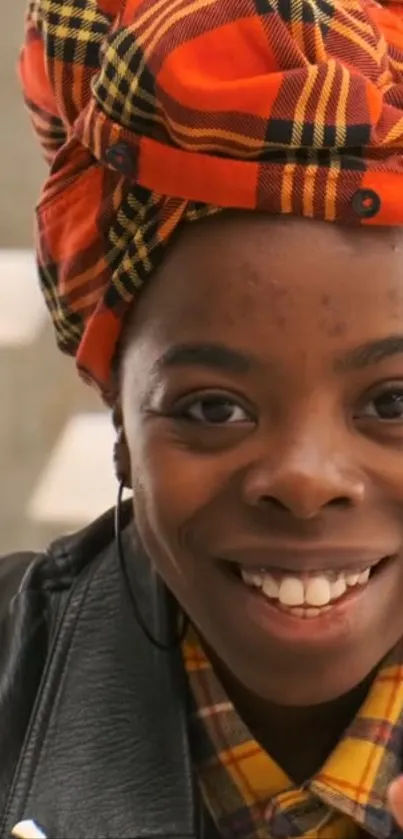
[
  {"left": 19, "top": 0, "right": 403, "bottom": 398},
  {"left": 183, "top": 630, "right": 403, "bottom": 838}
]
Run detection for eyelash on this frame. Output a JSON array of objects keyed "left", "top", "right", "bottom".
[{"left": 161, "top": 390, "right": 254, "bottom": 424}]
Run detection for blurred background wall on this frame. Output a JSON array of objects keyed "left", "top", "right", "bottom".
[{"left": 0, "top": 0, "right": 117, "bottom": 553}]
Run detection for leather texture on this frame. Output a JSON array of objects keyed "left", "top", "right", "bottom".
[{"left": 0, "top": 506, "right": 219, "bottom": 838}]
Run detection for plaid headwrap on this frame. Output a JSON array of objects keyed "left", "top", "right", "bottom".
[
  {"left": 20, "top": 0, "right": 403, "bottom": 397},
  {"left": 183, "top": 628, "right": 403, "bottom": 839}
]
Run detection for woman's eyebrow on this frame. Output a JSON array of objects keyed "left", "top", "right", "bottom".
[
  {"left": 151, "top": 336, "right": 403, "bottom": 378},
  {"left": 335, "top": 336, "right": 403, "bottom": 372},
  {"left": 151, "top": 342, "right": 263, "bottom": 375}
]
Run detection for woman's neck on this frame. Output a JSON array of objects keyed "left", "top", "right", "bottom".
[{"left": 210, "top": 657, "right": 375, "bottom": 784}]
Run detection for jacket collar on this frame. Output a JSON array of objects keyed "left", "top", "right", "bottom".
[{"left": 5, "top": 507, "right": 207, "bottom": 838}]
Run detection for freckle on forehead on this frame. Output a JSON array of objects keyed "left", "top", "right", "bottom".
[
  {"left": 228, "top": 267, "right": 294, "bottom": 320},
  {"left": 328, "top": 321, "right": 347, "bottom": 337}
]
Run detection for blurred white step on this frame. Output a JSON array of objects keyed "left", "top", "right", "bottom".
[
  {"left": 27, "top": 413, "right": 127, "bottom": 525},
  {"left": 0, "top": 250, "right": 47, "bottom": 345}
]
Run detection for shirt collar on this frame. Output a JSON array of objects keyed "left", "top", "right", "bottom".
[{"left": 183, "top": 631, "right": 403, "bottom": 839}]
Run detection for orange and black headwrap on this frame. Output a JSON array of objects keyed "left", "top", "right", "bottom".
[{"left": 20, "top": 0, "right": 403, "bottom": 399}]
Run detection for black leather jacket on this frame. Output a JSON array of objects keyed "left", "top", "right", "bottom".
[{"left": 0, "top": 505, "right": 218, "bottom": 839}]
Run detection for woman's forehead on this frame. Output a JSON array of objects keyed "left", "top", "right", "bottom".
[{"left": 130, "top": 214, "right": 403, "bottom": 337}]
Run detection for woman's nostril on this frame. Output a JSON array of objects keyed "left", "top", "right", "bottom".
[
  {"left": 253, "top": 492, "right": 354, "bottom": 518},
  {"left": 260, "top": 496, "right": 288, "bottom": 511},
  {"left": 330, "top": 496, "right": 352, "bottom": 509}
]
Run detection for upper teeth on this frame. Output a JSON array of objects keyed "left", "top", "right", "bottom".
[{"left": 241, "top": 568, "right": 370, "bottom": 608}]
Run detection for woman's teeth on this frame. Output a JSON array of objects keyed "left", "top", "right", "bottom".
[{"left": 240, "top": 567, "right": 371, "bottom": 615}]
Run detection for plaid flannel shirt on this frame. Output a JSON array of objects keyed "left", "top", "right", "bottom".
[{"left": 183, "top": 630, "right": 403, "bottom": 839}]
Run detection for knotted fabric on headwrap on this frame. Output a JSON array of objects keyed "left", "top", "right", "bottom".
[{"left": 19, "top": 0, "right": 403, "bottom": 398}]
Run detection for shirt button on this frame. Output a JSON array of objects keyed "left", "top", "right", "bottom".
[
  {"left": 265, "top": 801, "right": 301, "bottom": 837},
  {"left": 267, "top": 815, "right": 300, "bottom": 837},
  {"left": 104, "top": 142, "right": 135, "bottom": 175},
  {"left": 351, "top": 188, "right": 381, "bottom": 219},
  {"left": 265, "top": 796, "right": 331, "bottom": 838}
]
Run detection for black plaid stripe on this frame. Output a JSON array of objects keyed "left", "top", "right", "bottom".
[
  {"left": 94, "top": 27, "right": 157, "bottom": 128},
  {"left": 262, "top": 0, "right": 335, "bottom": 29},
  {"left": 35, "top": 0, "right": 110, "bottom": 68},
  {"left": 24, "top": 97, "right": 66, "bottom": 154},
  {"left": 104, "top": 192, "right": 182, "bottom": 305},
  {"left": 39, "top": 261, "right": 84, "bottom": 351}
]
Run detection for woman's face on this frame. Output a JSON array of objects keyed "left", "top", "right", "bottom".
[{"left": 121, "top": 213, "right": 403, "bottom": 706}]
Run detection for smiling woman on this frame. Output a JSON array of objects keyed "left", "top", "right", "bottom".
[
  {"left": 5, "top": 0, "right": 403, "bottom": 837},
  {"left": 119, "top": 215, "right": 403, "bottom": 711}
]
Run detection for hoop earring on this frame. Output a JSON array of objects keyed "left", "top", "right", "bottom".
[{"left": 114, "top": 480, "right": 189, "bottom": 651}]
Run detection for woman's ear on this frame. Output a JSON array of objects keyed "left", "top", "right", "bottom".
[{"left": 112, "top": 402, "right": 132, "bottom": 489}]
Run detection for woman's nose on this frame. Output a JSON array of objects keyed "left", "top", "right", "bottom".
[{"left": 242, "top": 433, "right": 366, "bottom": 520}]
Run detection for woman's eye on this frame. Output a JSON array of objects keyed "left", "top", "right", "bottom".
[
  {"left": 181, "top": 396, "right": 250, "bottom": 425},
  {"left": 361, "top": 389, "right": 403, "bottom": 421}
]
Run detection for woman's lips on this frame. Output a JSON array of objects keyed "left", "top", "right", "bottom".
[
  {"left": 217, "top": 545, "right": 396, "bottom": 575},
  {"left": 218, "top": 552, "right": 398, "bottom": 645},
  {"left": 218, "top": 552, "right": 393, "bottom": 612}
]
